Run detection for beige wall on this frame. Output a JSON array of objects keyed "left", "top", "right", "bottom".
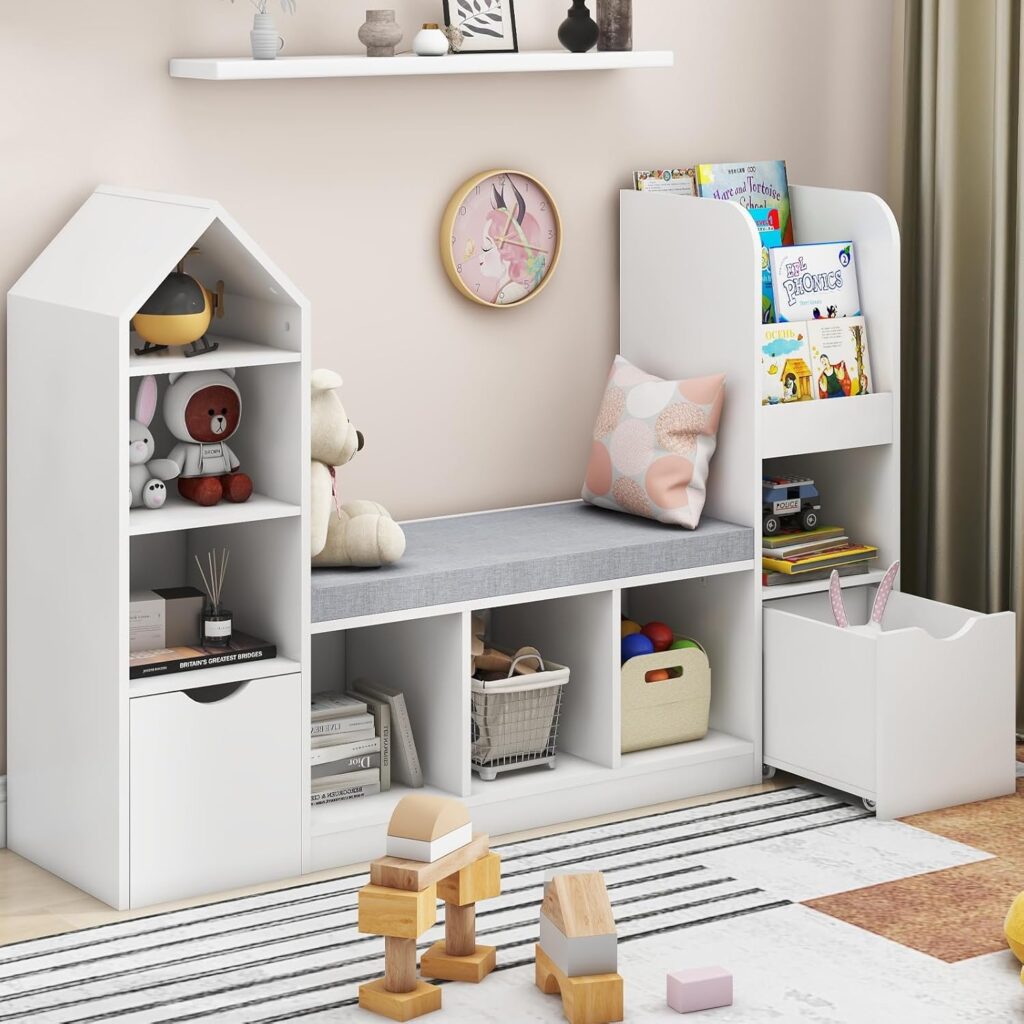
[{"left": 0, "top": 0, "right": 899, "bottom": 773}]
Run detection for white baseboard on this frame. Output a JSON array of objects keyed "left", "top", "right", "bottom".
[{"left": 0, "top": 776, "right": 6, "bottom": 848}]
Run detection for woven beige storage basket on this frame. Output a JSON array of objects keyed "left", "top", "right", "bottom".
[{"left": 620, "top": 639, "right": 710, "bottom": 753}]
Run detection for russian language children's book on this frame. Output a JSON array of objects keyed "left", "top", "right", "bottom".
[
  {"left": 760, "top": 322, "right": 814, "bottom": 405},
  {"left": 807, "top": 316, "right": 872, "bottom": 398}
]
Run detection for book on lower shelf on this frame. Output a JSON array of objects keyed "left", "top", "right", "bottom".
[
  {"left": 128, "top": 632, "right": 276, "bottom": 679},
  {"left": 761, "top": 522, "right": 878, "bottom": 582},
  {"left": 350, "top": 678, "right": 422, "bottom": 788},
  {"left": 763, "top": 562, "right": 869, "bottom": 587},
  {"left": 311, "top": 766, "right": 382, "bottom": 806}
]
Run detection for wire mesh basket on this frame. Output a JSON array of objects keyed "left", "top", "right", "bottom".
[{"left": 471, "top": 652, "right": 569, "bottom": 781}]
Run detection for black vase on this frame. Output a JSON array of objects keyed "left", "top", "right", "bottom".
[{"left": 558, "top": 0, "right": 599, "bottom": 53}]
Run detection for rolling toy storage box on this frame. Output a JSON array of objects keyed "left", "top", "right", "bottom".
[
  {"left": 763, "top": 587, "right": 1017, "bottom": 819},
  {"left": 621, "top": 639, "right": 710, "bottom": 753}
]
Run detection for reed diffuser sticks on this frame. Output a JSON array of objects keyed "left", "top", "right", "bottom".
[{"left": 195, "top": 548, "right": 230, "bottom": 612}]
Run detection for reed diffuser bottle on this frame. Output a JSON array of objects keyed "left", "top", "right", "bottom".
[{"left": 196, "top": 548, "right": 233, "bottom": 648}]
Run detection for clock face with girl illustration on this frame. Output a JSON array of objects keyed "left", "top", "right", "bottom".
[{"left": 441, "top": 170, "right": 562, "bottom": 308}]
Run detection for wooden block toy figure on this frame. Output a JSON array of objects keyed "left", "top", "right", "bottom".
[
  {"left": 535, "top": 871, "right": 624, "bottom": 1024},
  {"left": 358, "top": 795, "right": 503, "bottom": 1020},
  {"left": 162, "top": 368, "right": 253, "bottom": 506},
  {"left": 386, "top": 793, "right": 473, "bottom": 863},
  {"left": 666, "top": 967, "right": 733, "bottom": 1014}
]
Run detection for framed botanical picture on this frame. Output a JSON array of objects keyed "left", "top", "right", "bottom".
[{"left": 443, "top": 0, "right": 518, "bottom": 54}]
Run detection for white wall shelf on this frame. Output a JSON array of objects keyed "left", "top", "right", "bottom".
[
  {"left": 128, "top": 335, "right": 300, "bottom": 377},
  {"left": 129, "top": 655, "right": 303, "bottom": 699},
  {"left": 169, "top": 50, "right": 674, "bottom": 81},
  {"left": 129, "top": 492, "right": 301, "bottom": 536}
]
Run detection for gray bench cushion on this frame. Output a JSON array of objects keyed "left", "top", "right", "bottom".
[{"left": 311, "top": 501, "right": 753, "bottom": 623}]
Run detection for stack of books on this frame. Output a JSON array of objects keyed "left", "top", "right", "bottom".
[
  {"left": 310, "top": 694, "right": 385, "bottom": 806},
  {"left": 762, "top": 525, "right": 878, "bottom": 587}
]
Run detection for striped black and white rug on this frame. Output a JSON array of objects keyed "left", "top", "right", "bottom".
[{"left": 0, "top": 786, "right": 869, "bottom": 1022}]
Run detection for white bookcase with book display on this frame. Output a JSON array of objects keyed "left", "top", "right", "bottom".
[{"left": 7, "top": 183, "right": 1012, "bottom": 910}]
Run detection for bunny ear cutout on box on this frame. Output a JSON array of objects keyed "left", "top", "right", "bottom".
[
  {"left": 829, "top": 570, "right": 850, "bottom": 628},
  {"left": 135, "top": 375, "right": 158, "bottom": 427},
  {"left": 869, "top": 560, "right": 900, "bottom": 626}
]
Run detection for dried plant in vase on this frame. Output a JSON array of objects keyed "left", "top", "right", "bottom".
[
  {"left": 228, "top": 0, "right": 297, "bottom": 59},
  {"left": 195, "top": 548, "right": 233, "bottom": 647}
]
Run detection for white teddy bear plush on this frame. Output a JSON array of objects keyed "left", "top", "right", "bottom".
[{"left": 311, "top": 369, "right": 406, "bottom": 568}]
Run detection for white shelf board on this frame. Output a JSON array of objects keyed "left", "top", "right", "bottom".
[
  {"left": 128, "top": 655, "right": 301, "bottom": 698},
  {"left": 762, "top": 392, "right": 894, "bottom": 460},
  {"left": 128, "top": 334, "right": 300, "bottom": 377},
  {"left": 309, "top": 731, "right": 753, "bottom": 839},
  {"left": 169, "top": 50, "right": 674, "bottom": 81},
  {"left": 761, "top": 568, "right": 886, "bottom": 601},
  {"left": 129, "top": 491, "right": 300, "bottom": 536}
]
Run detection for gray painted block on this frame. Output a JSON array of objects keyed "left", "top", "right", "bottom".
[
  {"left": 539, "top": 910, "right": 618, "bottom": 978},
  {"left": 312, "top": 501, "right": 753, "bottom": 622}
]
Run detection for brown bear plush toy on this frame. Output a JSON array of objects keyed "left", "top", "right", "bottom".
[{"left": 163, "top": 368, "right": 253, "bottom": 506}]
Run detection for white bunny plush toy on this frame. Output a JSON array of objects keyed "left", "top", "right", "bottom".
[{"left": 129, "top": 375, "right": 180, "bottom": 509}]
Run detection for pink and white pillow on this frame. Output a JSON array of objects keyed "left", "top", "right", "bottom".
[{"left": 582, "top": 356, "right": 726, "bottom": 529}]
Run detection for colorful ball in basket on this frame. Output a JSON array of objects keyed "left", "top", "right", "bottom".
[
  {"left": 641, "top": 621, "right": 674, "bottom": 652},
  {"left": 621, "top": 632, "right": 655, "bottom": 663},
  {"left": 621, "top": 619, "right": 642, "bottom": 638},
  {"left": 670, "top": 638, "right": 700, "bottom": 651}
]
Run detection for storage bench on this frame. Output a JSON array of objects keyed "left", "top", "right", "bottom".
[{"left": 763, "top": 587, "right": 1016, "bottom": 818}]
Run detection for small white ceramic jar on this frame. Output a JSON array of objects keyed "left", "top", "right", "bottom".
[{"left": 413, "top": 22, "right": 449, "bottom": 56}]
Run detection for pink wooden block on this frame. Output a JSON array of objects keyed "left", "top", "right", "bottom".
[{"left": 666, "top": 966, "right": 733, "bottom": 1013}]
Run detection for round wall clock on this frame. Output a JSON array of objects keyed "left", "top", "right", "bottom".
[{"left": 441, "top": 170, "right": 562, "bottom": 308}]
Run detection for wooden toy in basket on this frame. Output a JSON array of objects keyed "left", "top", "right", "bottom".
[{"left": 620, "top": 637, "right": 710, "bottom": 754}]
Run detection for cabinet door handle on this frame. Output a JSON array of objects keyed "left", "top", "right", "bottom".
[{"left": 183, "top": 680, "right": 248, "bottom": 704}]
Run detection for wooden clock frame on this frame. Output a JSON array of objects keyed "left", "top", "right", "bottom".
[{"left": 439, "top": 169, "right": 563, "bottom": 309}]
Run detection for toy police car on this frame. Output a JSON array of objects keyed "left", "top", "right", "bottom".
[{"left": 762, "top": 475, "right": 821, "bottom": 535}]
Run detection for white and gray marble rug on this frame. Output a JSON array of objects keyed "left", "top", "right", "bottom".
[{"left": 0, "top": 786, "right": 1003, "bottom": 1022}]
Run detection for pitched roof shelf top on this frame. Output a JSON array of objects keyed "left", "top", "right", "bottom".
[{"left": 169, "top": 50, "right": 674, "bottom": 81}]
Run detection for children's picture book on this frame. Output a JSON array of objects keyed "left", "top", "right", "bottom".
[
  {"left": 808, "top": 316, "right": 872, "bottom": 398},
  {"left": 762, "top": 563, "right": 868, "bottom": 587},
  {"left": 696, "top": 161, "right": 794, "bottom": 245},
  {"left": 760, "top": 322, "right": 813, "bottom": 405},
  {"left": 751, "top": 208, "right": 783, "bottom": 323},
  {"left": 770, "top": 242, "right": 861, "bottom": 322},
  {"left": 762, "top": 524, "right": 846, "bottom": 550},
  {"left": 763, "top": 542, "right": 878, "bottom": 576},
  {"left": 633, "top": 168, "right": 697, "bottom": 196}
]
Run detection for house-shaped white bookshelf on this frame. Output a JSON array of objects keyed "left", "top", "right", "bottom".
[{"left": 7, "top": 187, "right": 311, "bottom": 908}]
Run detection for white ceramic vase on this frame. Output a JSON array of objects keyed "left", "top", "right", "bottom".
[
  {"left": 413, "top": 23, "right": 449, "bottom": 57},
  {"left": 251, "top": 13, "right": 284, "bottom": 60}
]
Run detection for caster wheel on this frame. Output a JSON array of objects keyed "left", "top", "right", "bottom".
[
  {"left": 546, "top": 759, "right": 557, "bottom": 770},
  {"left": 862, "top": 797, "right": 877, "bottom": 812},
  {"left": 762, "top": 764, "right": 776, "bottom": 780}
]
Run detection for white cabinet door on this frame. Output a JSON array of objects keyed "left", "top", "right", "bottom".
[{"left": 130, "top": 674, "right": 302, "bottom": 907}]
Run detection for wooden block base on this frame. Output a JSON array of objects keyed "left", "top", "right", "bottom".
[
  {"left": 535, "top": 945, "right": 624, "bottom": 1024},
  {"left": 358, "top": 979, "right": 442, "bottom": 1021},
  {"left": 420, "top": 940, "right": 496, "bottom": 983}
]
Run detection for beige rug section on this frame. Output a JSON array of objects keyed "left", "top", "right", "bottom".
[{"left": 806, "top": 763, "right": 1024, "bottom": 963}]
